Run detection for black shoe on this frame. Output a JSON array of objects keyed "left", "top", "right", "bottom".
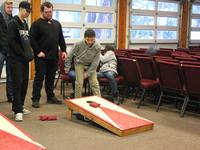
[
  {"left": 32, "top": 101, "right": 40, "bottom": 108},
  {"left": 113, "top": 97, "right": 120, "bottom": 105},
  {"left": 73, "top": 113, "right": 84, "bottom": 120},
  {"left": 69, "top": 93, "right": 74, "bottom": 98},
  {"left": 47, "top": 97, "right": 62, "bottom": 104}
]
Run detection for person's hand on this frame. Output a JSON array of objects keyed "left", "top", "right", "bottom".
[
  {"left": 37, "top": 51, "right": 45, "bottom": 58},
  {"left": 83, "top": 72, "right": 88, "bottom": 79},
  {"left": 61, "top": 52, "right": 67, "bottom": 60}
]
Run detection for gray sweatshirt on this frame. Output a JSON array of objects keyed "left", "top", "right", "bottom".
[
  {"left": 99, "top": 50, "right": 118, "bottom": 75},
  {"left": 65, "top": 40, "right": 101, "bottom": 76}
]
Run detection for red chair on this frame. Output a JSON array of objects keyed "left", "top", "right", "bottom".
[
  {"left": 133, "top": 56, "right": 160, "bottom": 107},
  {"left": 174, "top": 56, "right": 198, "bottom": 62},
  {"left": 155, "top": 60, "right": 187, "bottom": 116},
  {"left": 155, "top": 50, "right": 172, "bottom": 57},
  {"left": 153, "top": 56, "right": 179, "bottom": 63},
  {"left": 118, "top": 57, "right": 141, "bottom": 100},
  {"left": 180, "top": 61, "right": 200, "bottom": 66},
  {"left": 180, "top": 64, "right": 200, "bottom": 117},
  {"left": 119, "top": 57, "right": 159, "bottom": 108},
  {"left": 159, "top": 48, "right": 174, "bottom": 51},
  {"left": 54, "top": 51, "right": 71, "bottom": 98}
]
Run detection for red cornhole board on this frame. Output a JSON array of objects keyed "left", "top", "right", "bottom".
[
  {"left": 65, "top": 96, "right": 154, "bottom": 136},
  {"left": 0, "top": 113, "right": 46, "bottom": 150}
]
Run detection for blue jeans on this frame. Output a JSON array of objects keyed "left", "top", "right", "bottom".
[
  {"left": 68, "top": 70, "right": 75, "bottom": 91},
  {"left": 97, "top": 71, "right": 118, "bottom": 96},
  {"left": 0, "top": 52, "right": 14, "bottom": 101}
]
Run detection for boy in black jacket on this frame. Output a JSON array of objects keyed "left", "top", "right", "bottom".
[{"left": 8, "top": 1, "right": 31, "bottom": 121}]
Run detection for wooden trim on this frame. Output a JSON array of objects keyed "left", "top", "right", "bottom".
[
  {"left": 118, "top": 0, "right": 128, "bottom": 49},
  {"left": 30, "top": 0, "right": 41, "bottom": 80},
  {"left": 179, "top": 0, "right": 189, "bottom": 48}
]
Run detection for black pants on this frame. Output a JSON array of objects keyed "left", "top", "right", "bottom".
[
  {"left": 6, "top": 56, "right": 14, "bottom": 101},
  {"left": 10, "top": 59, "right": 29, "bottom": 113},
  {"left": 0, "top": 53, "right": 14, "bottom": 101},
  {"left": 32, "top": 58, "right": 58, "bottom": 102}
]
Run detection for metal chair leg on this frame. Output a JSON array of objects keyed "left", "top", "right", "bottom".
[
  {"left": 63, "top": 82, "right": 65, "bottom": 98},
  {"left": 137, "top": 88, "right": 146, "bottom": 108},
  {"left": 180, "top": 96, "right": 189, "bottom": 117},
  {"left": 54, "top": 74, "right": 60, "bottom": 88},
  {"left": 156, "top": 92, "right": 163, "bottom": 112}
]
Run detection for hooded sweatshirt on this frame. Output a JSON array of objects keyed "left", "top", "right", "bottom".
[
  {"left": 99, "top": 50, "right": 118, "bottom": 75},
  {"left": 0, "top": 2, "right": 13, "bottom": 25},
  {"left": 8, "top": 15, "right": 29, "bottom": 62}
]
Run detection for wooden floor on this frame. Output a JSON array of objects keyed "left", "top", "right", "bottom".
[{"left": 0, "top": 81, "right": 200, "bottom": 150}]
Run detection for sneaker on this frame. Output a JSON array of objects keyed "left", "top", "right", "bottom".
[
  {"left": 15, "top": 113, "right": 23, "bottom": 121},
  {"left": 32, "top": 101, "right": 40, "bottom": 108},
  {"left": 83, "top": 117, "right": 90, "bottom": 122},
  {"left": 113, "top": 97, "right": 120, "bottom": 105},
  {"left": 69, "top": 93, "right": 74, "bottom": 98},
  {"left": 47, "top": 97, "right": 62, "bottom": 104},
  {"left": 73, "top": 112, "right": 84, "bottom": 120},
  {"left": 23, "top": 108, "right": 31, "bottom": 115}
]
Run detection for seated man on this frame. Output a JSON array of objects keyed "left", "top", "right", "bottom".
[{"left": 97, "top": 45, "right": 120, "bottom": 105}]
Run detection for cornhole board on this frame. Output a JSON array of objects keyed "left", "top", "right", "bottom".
[
  {"left": 0, "top": 113, "right": 46, "bottom": 150},
  {"left": 65, "top": 96, "right": 154, "bottom": 136}
]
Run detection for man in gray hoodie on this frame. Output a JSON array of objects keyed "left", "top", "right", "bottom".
[
  {"left": 65, "top": 28, "right": 101, "bottom": 98},
  {"left": 0, "top": 0, "right": 13, "bottom": 102}
]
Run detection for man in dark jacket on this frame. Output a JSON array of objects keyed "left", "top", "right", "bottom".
[
  {"left": 0, "top": 0, "right": 14, "bottom": 102},
  {"left": 30, "top": 1, "right": 67, "bottom": 108}
]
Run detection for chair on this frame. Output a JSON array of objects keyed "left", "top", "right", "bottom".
[
  {"left": 159, "top": 48, "right": 174, "bottom": 51},
  {"left": 133, "top": 56, "right": 160, "bottom": 108},
  {"left": 153, "top": 56, "right": 179, "bottom": 63},
  {"left": 131, "top": 53, "right": 150, "bottom": 58},
  {"left": 174, "top": 57, "right": 198, "bottom": 62},
  {"left": 155, "top": 50, "right": 172, "bottom": 57},
  {"left": 119, "top": 57, "right": 159, "bottom": 108},
  {"left": 180, "top": 64, "right": 200, "bottom": 117},
  {"left": 54, "top": 51, "right": 71, "bottom": 98},
  {"left": 118, "top": 57, "right": 141, "bottom": 100},
  {"left": 155, "top": 60, "right": 187, "bottom": 116},
  {"left": 180, "top": 61, "right": 200, "bottom": 66}
]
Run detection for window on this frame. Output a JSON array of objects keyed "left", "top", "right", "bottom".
[
  {"left": 86, "top": 0, "right": 112, "bottom": 7},
  {"left": 49, "top": 0, "right": 81, "bottom": 4},
  {"left": 190, "top": 2, "right": 200, "bottom": 42},
  {"left": 47, "top": 0, "right": 116, "bottom": 43},
  {"left": 130, "top": 0, "right": 180, "bottom": 43},
  {"left": 53, "top": 11, "right": 81, "bottom": 23}
]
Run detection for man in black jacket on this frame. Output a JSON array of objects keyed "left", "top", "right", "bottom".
[
  {"left": 0, "top": 0, "right": 13, "bottom": 102},
  {"left": 30, "top": 1, "right": 67, "bottom": 108}
]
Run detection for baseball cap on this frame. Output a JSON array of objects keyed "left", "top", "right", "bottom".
[{"left": 19, "top": 1, "right": 32, "bottom": 12}]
